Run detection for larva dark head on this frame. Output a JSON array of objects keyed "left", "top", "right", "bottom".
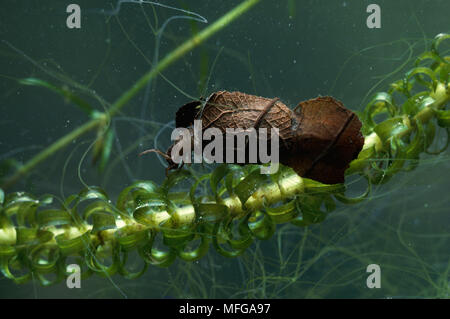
[{"left": 175, "top": 100, "right": 202, "bottom": 128}]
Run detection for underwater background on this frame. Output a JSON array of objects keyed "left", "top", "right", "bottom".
[{"left": 0, "top": 0, "right": 449, "bottom": 298}]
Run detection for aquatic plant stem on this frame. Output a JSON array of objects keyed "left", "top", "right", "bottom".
[
  {"left": 1, "top": 0, "right": 262, "bottom": 190},
  {"left": 362, "top": 81, "right": 450, "bottom": 152},
  {"left": 0, "top": 170, "right": 303, "bottom": 245}
]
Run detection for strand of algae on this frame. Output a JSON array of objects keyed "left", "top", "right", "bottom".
[
  {"left": 0, "top": 33, "right": 449, "bottom": 284},
  {"left": 0, "top": 0, "right": 262, "bottom": 190}
]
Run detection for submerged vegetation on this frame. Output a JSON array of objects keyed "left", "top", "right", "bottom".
[
  {"left": 0, "top": 1, "right": 448, "bottom": 296},
  {"left": 0, "top": 31, "right": 448, "bottom": 286}
]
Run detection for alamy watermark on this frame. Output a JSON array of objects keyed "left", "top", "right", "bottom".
[
  {"left": 66, "top": 4, "right": 81, "bottom": 29},
  {"left": 170, "top": 120, "right": 280, "bottom": 174},
  {"left": 366, "top": 264, "right": 381, "bottom": 288},
  {"left": 366, "top": 4, "right": 381, "bottom": 29},
  {"left": 66, "top": 264, "right": 81, "bottom": 289}
]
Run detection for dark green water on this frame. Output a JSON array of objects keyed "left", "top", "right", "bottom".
[{"left": 0, "top": 0, "right": 449, "bottom": 298}]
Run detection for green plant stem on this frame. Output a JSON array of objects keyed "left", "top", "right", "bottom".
[
  {"left": 0, "top": 170, "right": 304, "bottom": 246},
  {"left": 362, "top": 81, "right": 450, "bottom": 152},
  {"left": 1, "top": 0, "right": 262, "bottom": 190}
]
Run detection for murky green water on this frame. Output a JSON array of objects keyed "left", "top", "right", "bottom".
[{"left": 0, "top": 0, "right": 449, "bottom": 298}]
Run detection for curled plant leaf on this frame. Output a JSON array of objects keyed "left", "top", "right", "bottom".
[
  {"left": 431, "top": 33, "right": 450, "bottom": 64},
  {"left": 404, "top": 67, "right": 438, "bottom": 94}
]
